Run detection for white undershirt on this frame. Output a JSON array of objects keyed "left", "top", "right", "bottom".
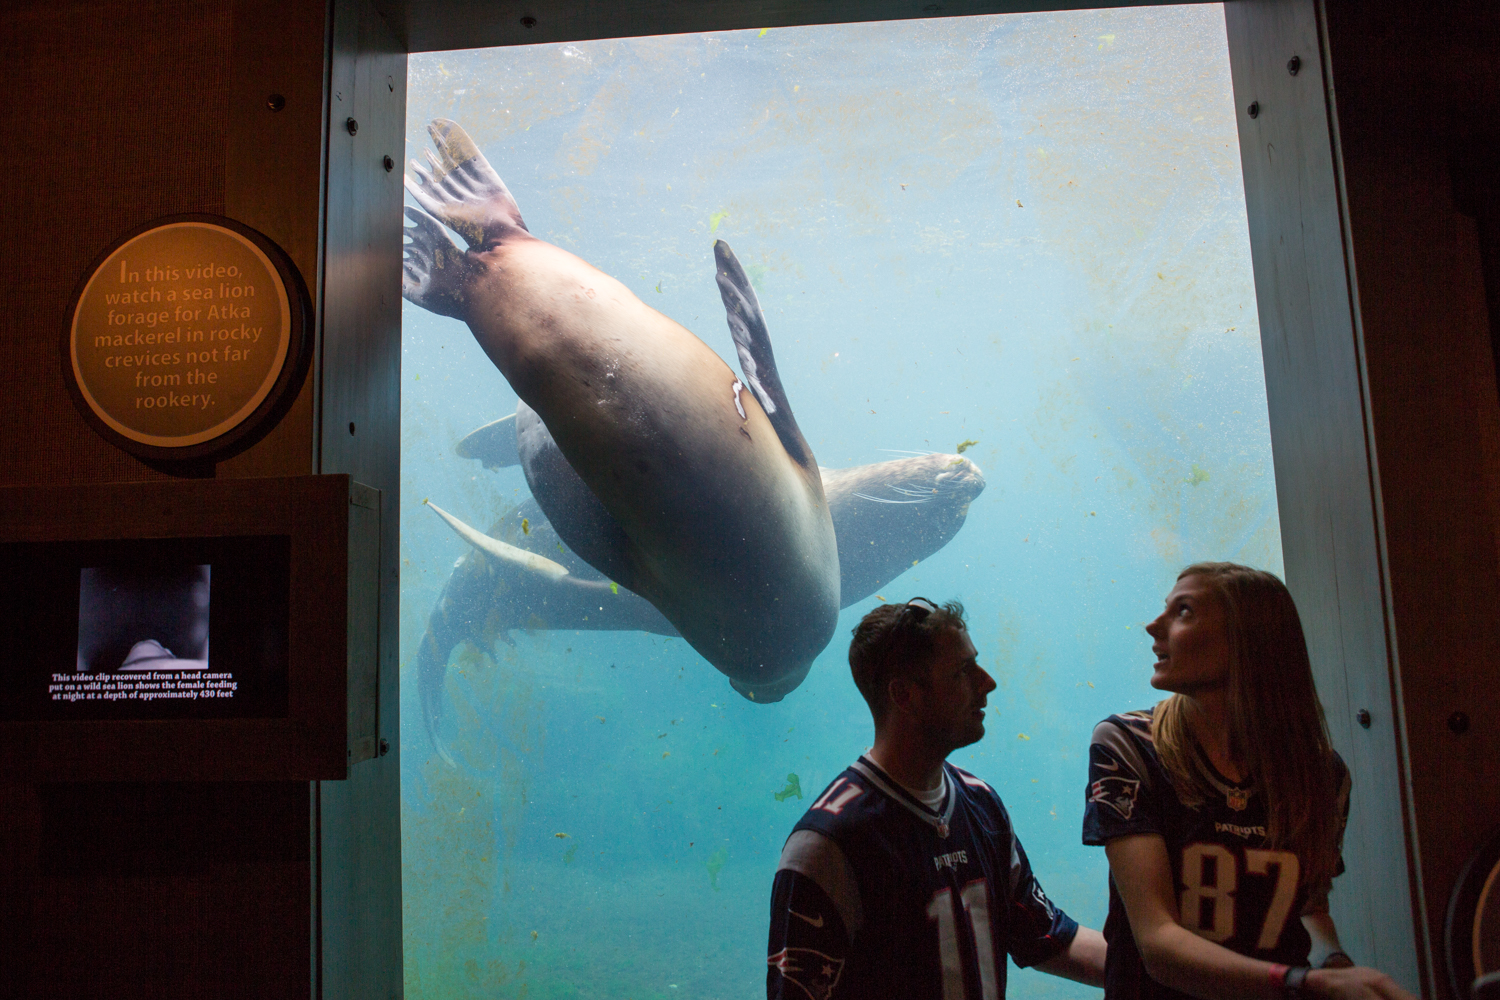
[
  {"left": 864, "top": 749, "right": 950, "bottom": 811},
  {"left": 908, "top": 771, "right": 949, "bottom": 812}
]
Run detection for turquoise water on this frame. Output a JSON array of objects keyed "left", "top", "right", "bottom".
[{"left": 398, "top": 6, "right": 1278, "bottom": 997}]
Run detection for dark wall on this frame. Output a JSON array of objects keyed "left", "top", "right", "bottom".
[
  {"left": 0, "top": 0, "right": 404, "bottom": 995},
  {"left": 1322, "top": 2, "right": 1500, "bottom": 994}
]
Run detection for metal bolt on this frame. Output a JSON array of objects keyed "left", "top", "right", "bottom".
[
  {"left": 379, "top": 738, "right": 390, "bottom": 757},
  {"left": 266, "top": 93, "right": 286, "bottom": 112},
  {"left": 1287, "top": 55, "right": 1301, "bottom": 76},
  {"left": 1356, "top": 709, "right": 1371, "bottom": 729},
  {"left": 520, "top": 15, "right": 537, "bottom": 27},
  {"left": 1448, "top": 710, "right": 1470, "bottom": 734},
  {"left": 1247, "top": 101, "right": 1260, "bottom": 119},
  {"left": 345, "top": 117, "right": 359, "bottom": 136},
  {"left": 383, "top": 155, "right": 395, "bottom": 172}
]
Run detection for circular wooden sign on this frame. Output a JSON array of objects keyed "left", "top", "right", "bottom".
[{"left": 65, "top": 215, "right": 310, "bottom": 462}]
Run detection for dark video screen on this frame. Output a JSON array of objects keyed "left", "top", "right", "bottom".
[{"left": 0, "top": 536, "right": 289, "bottom": 721}]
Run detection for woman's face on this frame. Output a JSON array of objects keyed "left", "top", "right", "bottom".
[{"left": 1145, "top": 574, "right": 1231, "bottom": 695}]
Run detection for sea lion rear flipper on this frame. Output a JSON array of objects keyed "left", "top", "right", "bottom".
[
  {"left": 405, "top": 119, "right": 528, "bottom": 248},
  {"left": 425, "top": 500, "right": 608, "bottom": 593},
  {"left": 456, "top": 413, "right": 520, "bottom": 469},
  {"left": 713, "top": 240, "right": 816, "bottom": 472}
]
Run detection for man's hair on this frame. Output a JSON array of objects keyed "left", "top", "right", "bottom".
[{"left": 848, "top": 598, "right": 968, "bottom": 722}]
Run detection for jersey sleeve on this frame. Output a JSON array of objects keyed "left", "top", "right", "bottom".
[
  {"left": 1082, "top": 716, "right": 1162, "bottom": 845},
  {"left": 1301, "top": 754, "right": 1353, "bottom": 915},
  {"left": 769, "top": 830, "right": 861, "bottom": 1000},
  {"left": 1002, "top": 826, "right": 1081, "bottom": 967},
  {"left": 768, "top": 868, "right": 852, "bottom": 1000}
]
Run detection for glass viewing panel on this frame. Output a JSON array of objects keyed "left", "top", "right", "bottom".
[{"left": 400, "top": 6, "right": 1278, "bottom": 998}]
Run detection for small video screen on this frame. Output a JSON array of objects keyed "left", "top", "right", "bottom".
[
  {"left": 0, "top": 536, "right": 286, "bottom": 721},
  {"left": 77, "top": 564, "right": 212, "bottom": 674}
]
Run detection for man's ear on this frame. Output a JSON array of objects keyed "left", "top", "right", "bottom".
[{"left": 887, "top": 675, "right": 915, "bottom": 715}]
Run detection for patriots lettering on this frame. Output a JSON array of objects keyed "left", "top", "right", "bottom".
[{"left": 932, "top": 849, "right": 969, "bottom": 871}]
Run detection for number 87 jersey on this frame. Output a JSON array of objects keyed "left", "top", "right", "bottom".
[{"left": 1082, "top": 709, "right": 1351, "bottom": 999}]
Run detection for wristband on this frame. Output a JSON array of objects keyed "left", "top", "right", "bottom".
[
  {"left": 1267, "top": 964, "right": 1290, "bottom": 990},
  {"left": 1284, "top": 966, "right": 1312, "bottom": 998}
]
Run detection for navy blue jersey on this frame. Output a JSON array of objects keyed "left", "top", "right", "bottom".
[
  {"left": 768, "top": 756, "right": 1078, "bottom": 1000},
  {"left": 1082, "top": 709, "right": 1351, "bottom": 1000}
]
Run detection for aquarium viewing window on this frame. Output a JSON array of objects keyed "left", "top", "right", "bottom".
[{"left": 399, "top": 6, "right": 1279, "bottom": 997}]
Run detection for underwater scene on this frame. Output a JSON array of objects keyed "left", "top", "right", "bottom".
[{"left": 398, "top": 5, "right": 1278, "bottom": 998}]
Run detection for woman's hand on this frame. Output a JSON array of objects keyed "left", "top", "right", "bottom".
[{"left": 1305, "top": 966, "right": 1417, "bottom": 1000}]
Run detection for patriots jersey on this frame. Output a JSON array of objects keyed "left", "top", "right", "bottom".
[
  {"left": 1082, "top": 709, "right": 1351, "bottom": 1000},
  {"left": 768, "top": 756, "right": 1078, "bottom": 1000}
]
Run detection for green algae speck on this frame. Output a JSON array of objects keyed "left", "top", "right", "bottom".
[{"left": 705, "top": 846, "right": 728, "bottom": 890}]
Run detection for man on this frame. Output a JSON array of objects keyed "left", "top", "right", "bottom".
[{"left": 768, "top": 598, "right": 1107, "bottom": 1000}]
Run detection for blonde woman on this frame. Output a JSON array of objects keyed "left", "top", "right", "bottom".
[{"left": 1083, "top": 563, "right": 1415, "bottom": 1000}]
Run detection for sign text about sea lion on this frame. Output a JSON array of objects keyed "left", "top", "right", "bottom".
[
  {"left": 97, "top": 261, "right": 262, "bottom": 412},
  {"left": 70, "top": 222, "right": 293, "bottom": 447},
  {"left": 48, "top": 671, "right": 238, "bottom": 703}
]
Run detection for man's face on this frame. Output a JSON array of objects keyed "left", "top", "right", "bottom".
[{"left": 906, "top": 628, "right": 996, "bottom": 752}]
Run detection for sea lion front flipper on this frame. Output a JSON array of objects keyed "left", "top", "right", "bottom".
[
  {"left": 713, "top": 240, "right": 815, "bottom": 472},
  {"left": 405, "top": 119, "right": 528, "bottom": 248},
  {"left": 456, "top": 414, "right": 520, "bottom": 469}
]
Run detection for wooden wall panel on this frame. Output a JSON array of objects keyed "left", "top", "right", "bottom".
[
  {"left": 1319, "top": 3, "right": 1500, "bottom": 995},
  {"left": 0, "top": 0, "right": 230, "bottom": 487}
]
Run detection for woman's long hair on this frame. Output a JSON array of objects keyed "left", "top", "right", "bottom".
[{"left": 1149, "top": 562, "right": 1341, "bottom": 885}]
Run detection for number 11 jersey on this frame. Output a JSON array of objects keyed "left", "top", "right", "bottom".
[{"left": 1082, "top": 708, "right": 1351, "bottom": 1000}]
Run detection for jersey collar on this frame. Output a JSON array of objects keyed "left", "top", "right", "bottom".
[{"left": 852, "top": 756, "right": 958, "bottom": 839}]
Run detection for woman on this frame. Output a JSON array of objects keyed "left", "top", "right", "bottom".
[{"left": 1083, "top": 563, "right": 1415, "bottom": 1000}]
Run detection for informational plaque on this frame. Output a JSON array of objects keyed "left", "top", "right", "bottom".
[{"left": 64, "top": 215, "right": 310, "bottom": 462}]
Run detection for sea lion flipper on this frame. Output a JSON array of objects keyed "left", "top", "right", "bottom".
[
  {"left": 456, "top": 414, "right": 521, "bottom": 469},
  {"left": 713, "top": 240, "right": 815, "bottom": 472},
  {"left": 404, "top": 119, "right": 528, "bottom": 248},
  {"left": 427, "top": 500, "right": 609, "bottom": 595},
  {"left": 402, "top": 207, "right": 473, "bottom": 319}
]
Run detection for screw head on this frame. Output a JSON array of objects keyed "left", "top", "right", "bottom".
[
  {"left": 520, "top": 15, "right": 537, "bottom": 27},
  {"left": 266, "top": 93, "right": 286, "bottom": 112},
  {"left": 1247, "top": 101, "right": 1260, "bottom": 119},
  {"left": 1448, "top": 710, "right": 1470, "bottom": 734},
  {"left": 383, "top": 155, "right": 395, "bottom": 172},
  {"left": 1356, "top": 709, "right": 1371, "bottom": 729},
  {"left": 1287, "top": 55, "right": 1302, "bottom": 76},
  {"left": 345, "top": 117, "right": 359, "bottom": 136}
]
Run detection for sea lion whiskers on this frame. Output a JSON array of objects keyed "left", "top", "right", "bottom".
[{"left": 852, "top": 492, "right": 936, "bottom": 505}]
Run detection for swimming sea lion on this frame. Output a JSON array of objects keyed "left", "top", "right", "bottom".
[
  {"left": 403, "top": 119, "right": 840, "bottom": 699},
  {"left": 416, "top": 448, "right": 984, "bottom": 764}
]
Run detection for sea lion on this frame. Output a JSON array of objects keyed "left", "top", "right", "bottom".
[
  {"left": 403, "top": 119, "right": 840, "bottom": 700},
  {"left": 416, "top": 448, "right": 984, "bottom": 764}
]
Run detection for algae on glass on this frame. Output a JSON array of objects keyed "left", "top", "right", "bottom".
[{"left": 400, "top": 6, "right": 1276, "bottom": 998}]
